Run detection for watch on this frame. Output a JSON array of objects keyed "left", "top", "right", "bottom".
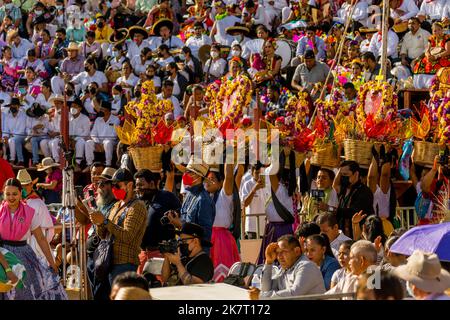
[{"left": 103, "top": 218, "right": 109, "bottom": 226}]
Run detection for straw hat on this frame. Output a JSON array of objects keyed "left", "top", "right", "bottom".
[
  {"left": 114, "top": 287, "right": 152, "bottom": 300},
  {"left": 128, "top": 26, "right": 149, "bottom": 40},
  {"left": 393, "top": 250, "right": 450, "bottom": 293},
  {"left": 6, "top": 30, "right": 19, "bottom": 43},
  {"left": 178, "top": 155, "right": 209, "bottom": 178},
  {"left": 49, "top": 94, "right": 64, "bottom": 105},
  {"left": 109, "top": 28, "right": 129, "bottom": 44},
  {"left": 16, "top": 169, "right": 39, "bottom": 185},
  {"left": 37, "top": 157, "right": 60, "bottom": 171},
  {"left": 152, "top": 18, "right": 174, "bottom": 35},
  {"left": 67, "top": 42, "right": 80, "bottom": 51},
  {"left": 226, "top": 23, "right": 250, "bottom": 36},
  {"left": 97, "top": 167, "right": 116, "bottom": 181}
]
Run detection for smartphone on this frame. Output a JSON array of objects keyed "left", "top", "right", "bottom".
[{"left": 88, "top": 189, "right": 97, "bottom": 209}]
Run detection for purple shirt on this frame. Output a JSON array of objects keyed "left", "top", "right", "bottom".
[
  {"left": 61, "top": 55, "right": 85, "bottom": 76},
  {"left": 46, "top": 169, "right": 63, "bottom": 193}
]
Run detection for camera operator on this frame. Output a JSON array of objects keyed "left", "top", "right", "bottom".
[
  {"left": 301, "top": 168, "right": 339, "bottom": 222},
  {"left": 134, "top": 169, "right": 181, "bottom": 274},
  {"left": 161, "top": 223, "right": 214, "bottom": 286}
]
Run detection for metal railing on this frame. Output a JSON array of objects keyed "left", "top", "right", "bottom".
[
  {"left": 271, "top": 292, "right": 356, "bottom": 300},
  {"left": 396, "top": 207, "right": 418, "bottom": 229}
]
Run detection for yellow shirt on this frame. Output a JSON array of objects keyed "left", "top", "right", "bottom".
[{"left": 95, "top": 26, "right": 114, "bottom": 44}]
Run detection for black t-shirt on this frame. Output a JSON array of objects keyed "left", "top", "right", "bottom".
[
  {"left": 184, "top": 252, "right": 214, "bottom": 283},
  {"left": 140, "top": 190, "right": 181, "bottom": 249}
]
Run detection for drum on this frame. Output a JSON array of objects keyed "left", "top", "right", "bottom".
[{"left": 275, "top": 39, "right": 293, "bottom": 69}]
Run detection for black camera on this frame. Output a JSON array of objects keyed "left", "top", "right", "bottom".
[
  {"left": 311, "top": 189, "right": 325, "bottom": 201},
  {"left": 158, "top": 239, "right": 180, "bottom": 254}
]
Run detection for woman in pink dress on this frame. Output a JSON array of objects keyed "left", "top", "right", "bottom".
[{"left": 0, "top": 178, "right": 67, "bottom": 300}]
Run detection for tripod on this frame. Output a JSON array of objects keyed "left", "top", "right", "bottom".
[{"left": 60, "top": 139, "right": 89, "bottom": 300}]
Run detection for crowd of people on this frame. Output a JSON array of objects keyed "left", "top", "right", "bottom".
[{"left": 0, "top": 0, "right": 450, "bottom": 301}]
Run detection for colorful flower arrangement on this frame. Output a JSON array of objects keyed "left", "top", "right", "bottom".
[
  {"left": 206, "top": 74, "right": 253, "bottom": 127},
  {"left": 356, "top": 81, "right": 398, "bottom": 123},
  {"left": 120, "top": 80, "right": 173, "bottom": 147}
]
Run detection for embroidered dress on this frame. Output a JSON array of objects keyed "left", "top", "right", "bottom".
[
  {"left": 414, "top": 35, "right": 450, "bottom": 74},
  {"left": 0, "top": 201, "right": 67, "bottom": 300}
]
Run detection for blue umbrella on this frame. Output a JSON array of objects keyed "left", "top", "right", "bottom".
[{"left": 390, "top": 222, "right": 450, "bottom": 261}]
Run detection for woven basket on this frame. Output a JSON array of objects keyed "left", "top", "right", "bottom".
[
  {"left": 282, "top": 147, "right": 306, "bottom": 168},
  {"left": 311, "top": 143, "right": 340, "bottom": 168},
  {"left": 129, "top": 146, "right": 163, "bottom": 172},
  {"left": 413, "top": 141, "right": 440, "bottom": 167},
  {"left": 343, "top": 139, "right": 373, "bottom": 167}
]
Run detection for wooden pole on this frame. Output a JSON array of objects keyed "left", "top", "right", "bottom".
[
  {"left": 380, "top": 0, "right": 389, "bottom": 81},
  {"left": 254, "top": 90, "right": 260, "bottom": 163},
  {"left": 60, "top": 92, "right": 69, "bottom": 168}
]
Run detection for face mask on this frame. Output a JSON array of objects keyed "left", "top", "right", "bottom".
[
  {"left": 106, "top": 1, "right": 112, "bottom": 8},
  {"left": 112, "top": 51, "right": 118, "bottom": 58},
  {"left": 97, "top": 22, "right": 104, "bottom": 28},
  {"left": 21, "top": 189, "right": 28, "bottom": 198},
  {"left": 113, "top": 94, "right": 120, "bottom": 100},
  {"left": 182, "top": 172, "right": 195, "bottom": 186},
  {"left": 235, "top": 35, "right": 243, "bottom": 42},
  {"left": 10, "top": 107, "right": 18, "bottom": 114},
  {"left": 70, "top": 107, "right": 78, "bottom": 115},
  {"left": 231, "top": 50, "right": 241, "bottom": 57},
  {"left": 179, "top": 54, "right": 185, "bottom": 61},
  {"left": 112, "top": 186, "right": 127, "bottom": 201},
  {"left": 97, "top": 111, "right": 105, "bottom": 117},
  {"left": 56, "top": 5, "right": 63, "bottom": 10},
  {"left": 66, "top": 89, "right": 74, "bottom": 96},
  {"left": 35, "top": 10, "right": 43, "bottom": 15},
  {"left": 179, "top": 242, "right": 191, "bottom": 258},
  {"left": 18, "top": 87, "right": 27, "bottom": 95},
  {"left": 210, "top": 51, "right": 219, "bottom": 59},
  {"left": 340, "top": 175, "right": 350, "bottom": 190}
]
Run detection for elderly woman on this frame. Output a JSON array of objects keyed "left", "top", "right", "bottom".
[
  {"left": 414, "top": 22, "right": 450, "bottom": 75},
  {"left": 0, "top": 178, "right": 67, "bottom": 300}
]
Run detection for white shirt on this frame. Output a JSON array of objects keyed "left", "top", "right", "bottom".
[
  {"left": 156, "top": 56, "right": 175, "bottom": 68},
  {"left": 26, "top": 115, "right": 49, "bottom": 136},
  {"left": 390, "top": 0, "right": 419, "bottom": 21},
  {"left": 156, "top": 93, "right": 182, "bottom": 118},
  {"left": 26, "top": 197, "right": 54, "bottom": 259},
  {"left": 12, "top": 38, "right": 34, "bottom": 60},
  {"left": 90, "top": 114, "right": 120, "bottom": 143},
  {"left": 242, "top": 6, "right": 269, "bottom": 29},
  {"left": 185, "top": 34, "right": 213, "bottom": 59},
  {"left": 369, "top": 30, "right": 399, "bottom": 59},
  {"left": 116, "top": 74, "right": 139, "bottom": 94},
  {"left": 111, "top": 96, "right": 122, "bottom": 115},
  {"left": 72, "top": 70, "right": 108, "bottom": 92},
  {"left": 150, "top": 36, "right": 185, "bottom": 50},
  {"left": 360, "top": 39, "right": 371, "bottom": 53},
  {"left": 214, "top": 15, "right": 241, "bottom": 45},
  {"left": 241, "top": 176, "right": 267, "bottom": 234},
  {"left": 418, "top": 0, "right": 446, "bottom": 20},
  {"left": 126, "top": 39, "right": 152, "bottom": 60},
  {"left": 373, "top": 186, "right": 390, "bottom": 219},
  {"left": 131, "top": 56, "right": 153, "bottom": 76},
  {"left": 330, "top": 231, "right": 352, "bottom": 259},
  {"left": 400, "top": 28, "right": 431, "bottom": 60},
  {"left": 18, "top": 58, "right": 45, "bottom": 74},
  {"left": 2, "top": 109, "right": 27, "bottom": 138},
  {"left": 213, "top": 189, "right": 233, "bottom": 228},
  {"left": 69, "top": 113, "right": 91, "bottom": 139},
  {"left": 49, "top": 111, "right": 61, "bottom": 133},
  {"left": 444, "top": 3, "right": 450, "bottom": 19},
  {"left": 203, "top": 58, "right": 227, "bottom": 79},
  {"left": 265, "top": 182, "right": 294, "bottom": 223},
  {"left": 334, "top": 2, "right": 369, "bottom": 27}
]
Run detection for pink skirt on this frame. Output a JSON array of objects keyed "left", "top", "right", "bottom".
[{"left": 210, "top": 227, "right": 241, "bottom": 283}]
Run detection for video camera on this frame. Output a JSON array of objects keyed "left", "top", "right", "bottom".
[{"left": 158, "top": 239, "right": 180, "bottom": 254}]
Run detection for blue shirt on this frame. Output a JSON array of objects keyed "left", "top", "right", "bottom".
[
  {"left": 320, "top": 255, "right": 341, "bottom": 291},
  {"left": 296, "top": 36, "right": 326, "bottom": 61},
  {"left": 180, "top": 184, "right": 216, "bottom": 242}
]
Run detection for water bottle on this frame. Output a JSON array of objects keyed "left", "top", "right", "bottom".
[{"left": 251, "top": 274, "right": 261, "bottom": 290}]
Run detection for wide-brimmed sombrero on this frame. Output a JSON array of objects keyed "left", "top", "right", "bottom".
[
  {"left": 109, "top": 28, "right": 129, "bottom": 44},
  {"left": 226, "top": 23, "right": 250, "bottom": 36},
  {"left": 198, "top": 44, "right": 212, "bottom": 64},
  {"left": 128, "top": 26, "right": 149, "bottom": 40},
  {"left": 359, "top": 27, "right": 378, "bottom": 34},
  {"left": 26, "top": 102, "right": 47, "bottom": 118},
  {"left": 152, "top": 18, "right": 174, "bottom": 35}
]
